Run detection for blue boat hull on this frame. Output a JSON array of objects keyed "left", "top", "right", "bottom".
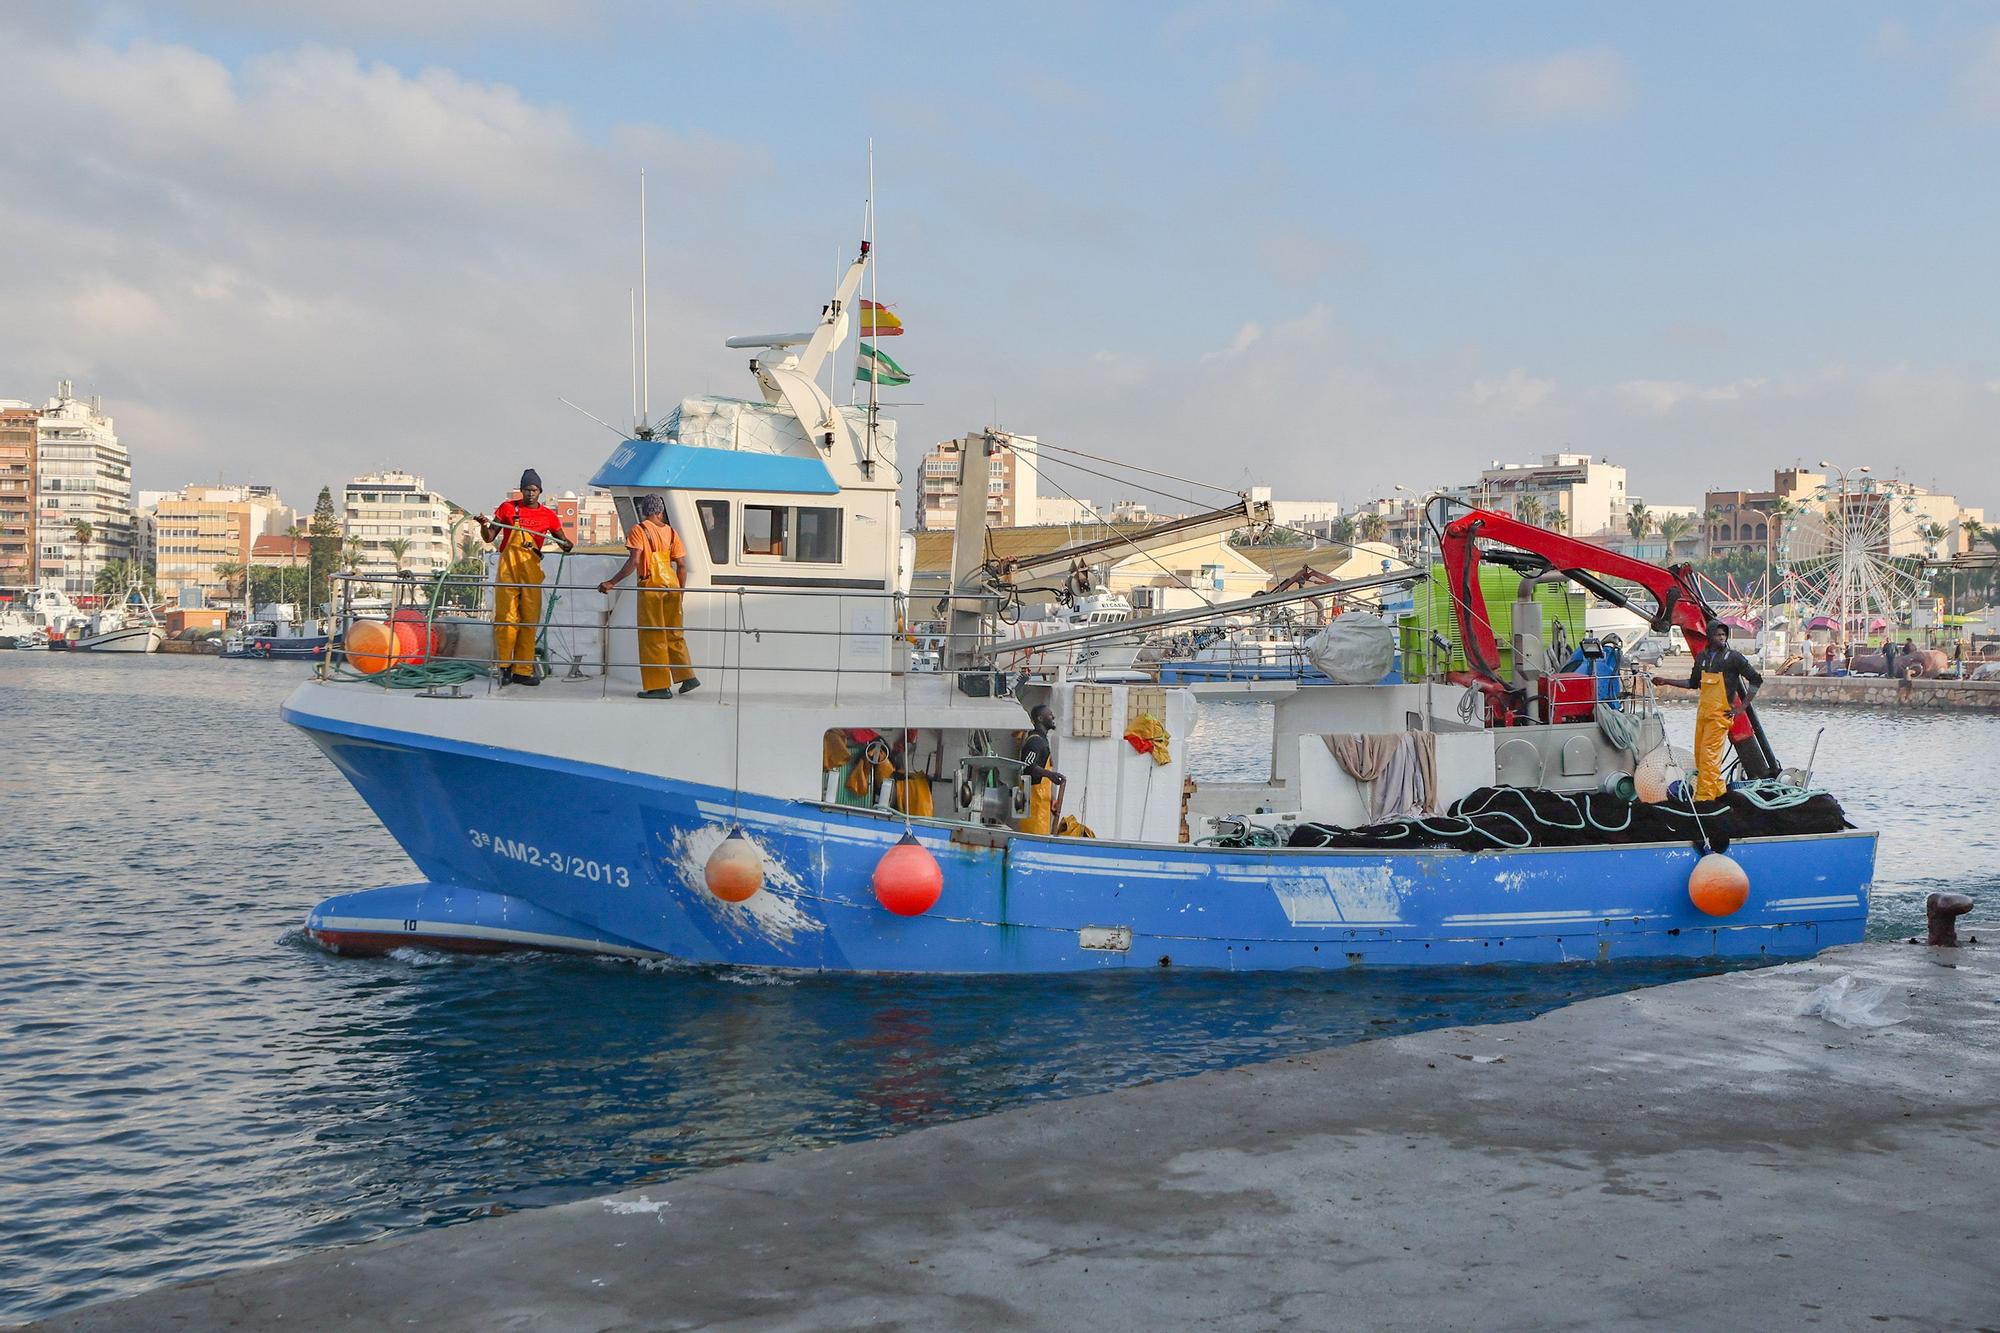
[{"left": 287, "top": 708, "right": 1874, "bottom": 973}]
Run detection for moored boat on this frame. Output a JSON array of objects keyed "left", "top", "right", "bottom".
[{"left": 285, "top": 240, "right": 1873, "bottom": 973}]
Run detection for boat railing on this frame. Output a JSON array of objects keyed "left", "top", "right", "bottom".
[{"left": 318, "top": 568, "right": 1028, "bottom": 698}]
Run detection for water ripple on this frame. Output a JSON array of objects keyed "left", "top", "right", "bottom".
[{"left": 3, "top": 658, "right": 1992, "bottom": 1320}]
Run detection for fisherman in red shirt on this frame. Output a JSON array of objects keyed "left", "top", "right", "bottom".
[{"left": 476, "top": 468, "right": 572, "bottom": 686}]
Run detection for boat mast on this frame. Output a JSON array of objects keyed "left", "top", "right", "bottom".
[
  {"left": 944, "top": 429, "right": 1003, "bottom": 672},
  {"left": 864, "top": 140, "right": 879, "bottom": 478}
]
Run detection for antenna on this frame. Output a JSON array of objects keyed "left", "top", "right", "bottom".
[
  {"left": 639, "top": 171, "right": 651, "bottom": 431},
  {"left": 560, "top": 397, "right": 630, "bottom": 440},
  {"left": 628, "top": 288, "right": 639, "bottom": 433}
]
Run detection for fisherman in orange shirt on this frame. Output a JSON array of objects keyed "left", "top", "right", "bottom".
[{"left": 597, "top": 493, "right": 697, "bottom": 699}]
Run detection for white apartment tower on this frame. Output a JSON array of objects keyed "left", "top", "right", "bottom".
[
  {"left": 1466, "top": 452, "right": 1628, "bottom": 537},
  {"left": 34, "top": 381, "right": 133, "bottom": 594},
  {"left": 343, "top": 470, "right": 453, "bottom": 576}
]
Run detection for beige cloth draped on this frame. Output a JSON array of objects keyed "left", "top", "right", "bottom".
[{"left": 1323, "top": 731, "right": 1438, "bottom": 820}]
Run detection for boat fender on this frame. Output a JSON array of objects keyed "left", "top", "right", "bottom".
[
  {"left": 873, "top": 832, "right": 943, "bottom": 917},
  {"left": 1688, "top": 852, "right": 1749, "bottom": 917},
  {"left": 704, "top": 828, "right": 764, "bottom": 902}
]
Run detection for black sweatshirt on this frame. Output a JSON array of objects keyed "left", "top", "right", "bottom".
[{"left": 1681, "top": 645, "right": 1763, "bottom": 702}]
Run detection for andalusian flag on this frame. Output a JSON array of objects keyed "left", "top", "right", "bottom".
[
  {"left": 859, "top": 299, "right": 904, "bottom": 336},
  {"left": 855, "top": 341, "right": 911, "bottom": 386}
]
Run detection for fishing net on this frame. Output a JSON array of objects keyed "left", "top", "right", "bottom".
[{"left": 1285, "top": 784, "right": 1850, "bottom": 852}]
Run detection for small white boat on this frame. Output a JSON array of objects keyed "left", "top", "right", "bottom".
[{"left": 69, "top": 590, "right": 166, "bottom": 653}]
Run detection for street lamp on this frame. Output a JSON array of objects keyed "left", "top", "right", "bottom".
[{"left": 1817, "top": 460, "right": 1870, "bottom": 644}]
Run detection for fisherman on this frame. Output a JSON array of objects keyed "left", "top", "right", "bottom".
[
  {"left": 1655, "top": 621, "right": 1762, "bottom": 801},
  {"left": 889, "top": 729, "right": 935, "bottom": 818},
  {"left": 597, "top": 493, "right": 697, "bottom": 699},
  {"left": 477, "top": 469, "right": 573, "bottom": 687},
  {"left": 1017, "top": 703, "right": 1065, "bottom": 834}
]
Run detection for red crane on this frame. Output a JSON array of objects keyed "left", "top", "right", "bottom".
[{"left": 1437, "top": 505, "right": 1778, "bottom": 776}]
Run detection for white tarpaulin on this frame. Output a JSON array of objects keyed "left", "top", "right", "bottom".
[
  {"left": 661, "top": 395, "right": 896, "bottom": 459},
  {"left": 1306, "top": 612, "right": 1397, "bottom": 684}
]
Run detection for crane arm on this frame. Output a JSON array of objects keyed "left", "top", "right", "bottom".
[
  {"left": 1437, "top": 504, "right": 1779, "bottom": 777},
  {"left": 1440, "top": 506, "right": 1714, "bottom": 685},
  {"left": 990, "top": 498, "right": 1273, "bottom": 583}
]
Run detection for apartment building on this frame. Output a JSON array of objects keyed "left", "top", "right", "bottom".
[
  {"left": 343, "top": 470, "right": 453, "bottom": 576},
  {"left": 152, "top": 484, "right": 297, "bottom": 603},
  {"left": 0, "top": 403, "right": 35, "bottom": 585},
  {"left": 917, "top": 430, "right": 1041, "bottom": 530},
  {"left": 33, "top": 382, "right": 132, "bottom": 594}
]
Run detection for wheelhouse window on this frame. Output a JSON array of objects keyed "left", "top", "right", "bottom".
[
  {"left": 695, "top": 499, "right": 730, "bottom": 564},
  {"left": 743, "top": 505, "right": 842, "bottom": 564}
]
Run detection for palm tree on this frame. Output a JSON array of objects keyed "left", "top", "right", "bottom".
[
  {"left": 1625, "top": 504, "right": 1652, "bottom": 541},
  {"left": 213, "top": 559, "right": 247, "bottom": 614},
  {"left": 1658, "top": 513, "right": 1696, "bottom": 559},
  {"left": 387, "top": 536, "right": 412, "bottom": 575},
  {"left": 1545, "top": 509, "right": 1569, "bottom": 535},
  {"left": 1702, "top": 505, "right": 1727, "bottom": 557},
  {"left": 1358, "top": 512, "right": 1389, "bottom": 544},
  {"left": 343, "top": 536, "right": 363, "bottom": 573},
  {"left": 69, "top": 518, "right": 93, "bottom": 595},
  {"left": 94, "top": 559, "right": 152, "bottom": 597},
  {"left": 1515, "top": 495, "right": 1544, "bottom": 526}
]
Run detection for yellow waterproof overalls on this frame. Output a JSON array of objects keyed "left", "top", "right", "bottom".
[
  {"left": 1692, "top": 657, "right": 1733, "bottom": 802},
  {"left": 1022, "top": 777, "right": 1055, "bottom": 835},
  {"left": 633, "top": 521, "right": 694, "bottom": 693},
  {"left": 493, "top": 531, "right": 544, "bottom": 679}
]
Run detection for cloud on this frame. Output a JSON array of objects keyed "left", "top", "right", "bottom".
[
  {"left": 1466, "top": 369, "right": 1555, "bottom": 414},
  {"left": 1440, "top": 47, "right": 1634, "bottom": 127},
  {"left": 1956, "top": 26, "right": 2000, "bottom": 118},
  {"left": 0, "top": 29, "right": 778, "bottom": 509},
  {"left": 1256, "top": 226, "right": 1368, "bottom": 286},
  {"left": 1215, "top": 44, "right": 1308, "bottom": 133},
  {"left": 987, "top": 311, "right": 1996, "bottom": 513},
  {"left": 1869, "top": 18, "right": 1914, "bottom": 61}
]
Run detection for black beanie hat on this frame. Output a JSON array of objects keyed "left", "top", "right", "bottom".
[{"left": 520, "top": 468, "right": 542, "bottom": 491}]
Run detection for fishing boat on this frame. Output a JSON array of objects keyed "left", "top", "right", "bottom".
[
  {"left": 67, "top": 591, "right": 165, "bottom": 653},
  {"left": 220, "top": 605, "right": 333, "bottom": 661},
  {"left": 283, "top": 241, "right": 1873, "bottom": 972}
]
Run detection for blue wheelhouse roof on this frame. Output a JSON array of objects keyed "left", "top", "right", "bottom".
[{"left": 590, "top": 439, "right": 839, "bottom": 495}]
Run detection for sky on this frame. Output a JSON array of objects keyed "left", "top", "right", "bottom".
[{"left": 4, "top": 1, "right": 1999, "bottom": 520}]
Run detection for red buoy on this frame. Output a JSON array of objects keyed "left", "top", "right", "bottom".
[
  {"left": 1688, "top": 851, "right": 1749, "bottom": 917},
  {"left": 704, "top": 829, "right": 764, "bottom": 903},
  {"left": 872, "top": 832, "right": 942, "bottom": 917}
]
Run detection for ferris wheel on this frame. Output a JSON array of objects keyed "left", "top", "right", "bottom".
[{"left": 1777, "top": 478, "right": 1942, "bottom": 635}]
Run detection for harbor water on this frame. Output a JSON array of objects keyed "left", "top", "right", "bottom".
[{"left": 4, "top": 655, "right": 1994, "bottom": 1321}]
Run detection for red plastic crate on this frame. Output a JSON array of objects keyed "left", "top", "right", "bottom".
[{"left": 1539, "top": 673, "right": 1597, "bottom": 724}]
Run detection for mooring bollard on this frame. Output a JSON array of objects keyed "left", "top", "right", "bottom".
[{"left": 1925, "top": 892, "right": 1975, "bottom": 947}]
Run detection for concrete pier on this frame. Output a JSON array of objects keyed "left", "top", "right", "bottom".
[
  {"left": 1756, "top": 673, "right": 2000, "bottom": 712},
  {"left": 38, "top": 938, "right": 1998, "bottom": 1331}
]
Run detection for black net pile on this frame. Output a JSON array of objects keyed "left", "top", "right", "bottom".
[{"left": 1286, "top": 785, "right": 1851, "bottom": 853}]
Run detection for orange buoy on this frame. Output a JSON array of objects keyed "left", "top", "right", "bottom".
[
  {"left": 344, "top": 619, "right": 399, "bottom": 674},
  {"left": 873, "top": 831, "right": 943, "bottom": 917},
  {"left": 704, "top": 829, "right": 764, "bottom": 903},
  {"left": 1688, "top": 851, "right": 1750, "bottom": 917},
  {"left": 389, "top": 609, "right": 441, "bottom": 663}
]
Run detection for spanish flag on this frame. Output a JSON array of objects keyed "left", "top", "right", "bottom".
[{"left": 859, "top": 299, "right": 903, "bottom": 337}]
